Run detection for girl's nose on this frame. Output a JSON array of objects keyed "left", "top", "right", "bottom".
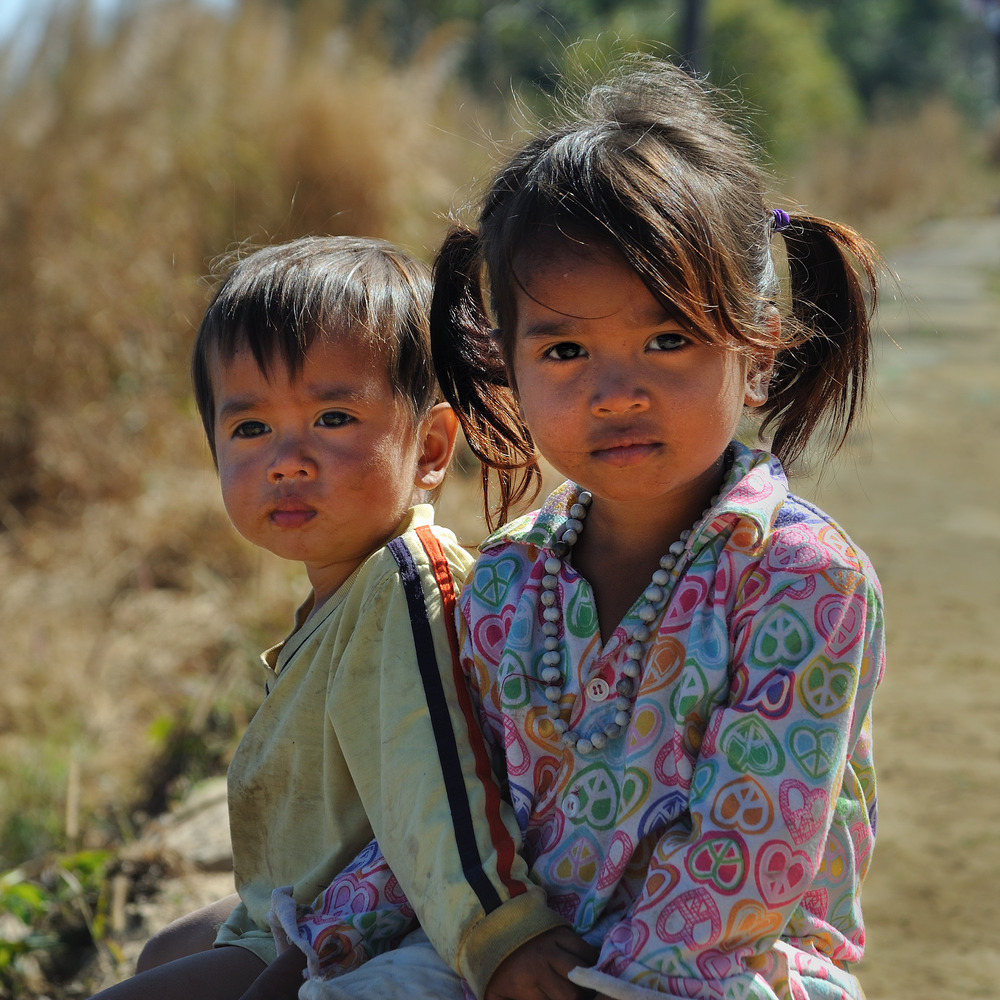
[{"left": 591, "top": 371, "right": 650, "bottom": 416}]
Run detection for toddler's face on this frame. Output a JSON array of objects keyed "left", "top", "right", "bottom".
[{"left": 210, "top": 335, "right": 425, "bottom": 605}]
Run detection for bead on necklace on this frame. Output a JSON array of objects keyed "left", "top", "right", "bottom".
[{"left": 540, "top": 487, "right": 717, "bottom": 755}]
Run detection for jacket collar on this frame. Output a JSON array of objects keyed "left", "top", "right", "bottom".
[{"left": 479, "top": 442, "right": 787, "bottom": 560}]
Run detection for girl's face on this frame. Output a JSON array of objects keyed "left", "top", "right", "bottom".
[{"left": 510, "top": 241, "right": 772, "bottom": 525}]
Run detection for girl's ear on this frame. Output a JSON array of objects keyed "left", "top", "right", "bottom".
[
  {"left": 413, "top": 402, "right": 461, "bottom": 492},
  {"left": 744, "top": 306, "right": 780, "bottom": 408}
]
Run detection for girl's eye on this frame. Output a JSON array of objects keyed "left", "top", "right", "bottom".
[
  {"left": 545, "top": 342, "right": 586, "bottom": 361},
  {"left": 233, "top": 420, "right": 269, "bottom": 439},
  {"left": 318, "top": 410, "right": 352, "bottom": 428},
  {"left": 649, "top": 332, "right": 688, "bottom": 352}
]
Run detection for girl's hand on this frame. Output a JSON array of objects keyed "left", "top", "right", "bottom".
[{"left": 484, "top": 926, "right": 599, "bottom": 1000}]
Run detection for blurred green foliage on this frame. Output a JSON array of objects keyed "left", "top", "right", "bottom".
[
  {"left": 704, "top": 0, "right": 863, "bottom": 162},
  {"left": 794, "top": 0, "right": 996, "bottom": 115},
  {"left": 0, "top": 757, "right": 69, "bottom": 870},
  {"left": 0, "top": 851, "right": 112, "bottom": 995},
  {"left": 311, "top": 0, "right": 998, "bottom": 144}
]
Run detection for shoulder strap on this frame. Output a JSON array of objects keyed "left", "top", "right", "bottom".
[{"left": 386, "top": 528, "right": 505, "bottom": 912}]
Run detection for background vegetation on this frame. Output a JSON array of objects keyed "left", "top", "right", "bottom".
[{"left": 0, "top": 0, "right": 997, "bottom": 994}]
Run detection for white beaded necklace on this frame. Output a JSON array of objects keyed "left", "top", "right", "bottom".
[{"left": 540, "top": 484, "right": 721, "bottom": 755}]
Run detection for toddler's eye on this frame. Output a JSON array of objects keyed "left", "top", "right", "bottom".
[
  {"left": 546, "top": 342, "right": 586, "bottom": 361},
  {"left": 318, "top": 410, "right": 352, "bottom": 428},
  {"left": 649, "top": 332, "right": 687, "bottom": 351},
  {"left": 233, "top": 420, "right": 269, "bottom": 439}
]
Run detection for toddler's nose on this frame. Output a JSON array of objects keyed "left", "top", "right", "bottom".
[{"left": 268, "top": 439, "right": 317, "bottom": 482}]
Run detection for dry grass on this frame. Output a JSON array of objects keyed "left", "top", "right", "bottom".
[
  {"left": 1, "top": 0, "right": 998, "bottom": 889},
  {"left": 0, "top": 0, "right": 492, "bottom": 867},
  {"left": 780, "top": 97, "right": 1000, "bottom": 245},
  {"left": 0, "top": 0, "right": 479, "bottom": 520}
]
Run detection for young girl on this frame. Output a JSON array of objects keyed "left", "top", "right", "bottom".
[{"left": 267, "top": 56, "right": 885, "bottom": 1000}]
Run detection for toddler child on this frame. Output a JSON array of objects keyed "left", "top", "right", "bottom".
[
  {"left": 277, "top": 57, "right": 887, "bottom": 1000},
  {"left": 88, "top": 235, "right": 566, "bottom": 1000}
]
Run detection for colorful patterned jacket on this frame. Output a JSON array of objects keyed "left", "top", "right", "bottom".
[{"left": 459, "top": 443, "right": 885, "bottom": 1000}]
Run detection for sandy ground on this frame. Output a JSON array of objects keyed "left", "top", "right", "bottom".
[
  {"left": 86, "top": 216, "right": 1000, "bottom": 999},
  {"left": 791, "top": 215, "right": 1000, "bottom": 1000}
]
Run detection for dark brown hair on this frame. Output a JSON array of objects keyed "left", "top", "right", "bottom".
[
  {"left": 192, "top": 236, "right": 436, "bottom": 464},
  {"left": 431, "top": 56, "right": 881, "bottom": 529}
]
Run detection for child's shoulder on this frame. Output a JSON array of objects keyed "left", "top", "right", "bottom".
[
  {"left": 772, "top": 491, "right": 880, "bottom": 583},
  {"left": 717, "top": 444, "right": 879, "bottom": 585},
  {"left": 320, "top": 507, "right": 475, "bottom": 619},
  {"left": 373, "top": 505, "right": 475, "bottom": 581},
  {"left": 289, "top": 509, "right": 474, "bottom": 652}
]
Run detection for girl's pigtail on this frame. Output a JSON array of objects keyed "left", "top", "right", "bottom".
[
  {"left": 431, "top": 227, "right": 541, "bottom": 531},
  {"left": 761, "top": 214, "right": 882, "bottom": 468}
]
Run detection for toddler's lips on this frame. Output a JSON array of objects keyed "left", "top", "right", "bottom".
[{"left": 269, "top": 503, "right": 316, "bottom": 529}]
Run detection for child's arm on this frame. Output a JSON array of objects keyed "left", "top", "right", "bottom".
[{"left": 330, "top": 527, "right": 562, "bottom": 997}]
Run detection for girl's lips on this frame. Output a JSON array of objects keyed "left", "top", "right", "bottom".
[{"left": 591, "top": 441, "right": 660, "bottom": 467}]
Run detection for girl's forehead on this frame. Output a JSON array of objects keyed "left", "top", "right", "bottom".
[
  {"left": 513, "top": 242, "right": 670, "bottom": 330},
  {"left": 513, "top": 227, "right": 610, "bottom": 271},
  {"left": 508, "top": 236, "right": 738, "bottom": 349}
]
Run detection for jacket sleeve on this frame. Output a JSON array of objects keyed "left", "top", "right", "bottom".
[
  {"left": 588, "top": 559, "right": 885, "bottom": 996},
  {"left": 267, "top": 838, "right": 418, "bottom": 979},
  {"left": 330, "top": 525, "right": 563, "bottom": 999}
]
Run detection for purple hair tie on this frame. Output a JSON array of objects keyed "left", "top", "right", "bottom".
[{"left": 770, "top": 208, "right": 791, "bottom": 232}]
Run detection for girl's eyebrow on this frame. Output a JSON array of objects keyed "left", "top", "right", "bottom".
[
  {"left": 521, "top": 319, "right": 575, "bottom": 339},
  {"left": 521, "top": 304, "right": 679, "bottom": 339}
]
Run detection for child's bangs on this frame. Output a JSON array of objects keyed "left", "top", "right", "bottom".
[
  {"left": 629, "top": 234, "right": 767, "bottom": 352},
  {"left": 490, "top": 157, "right": 760, "bottom": 353},
  {"left": 215, "top": 250, "right": 434, "bottom": 391},
  {"left": 215, "top": 268, "right": 385, "bottom": 377}
]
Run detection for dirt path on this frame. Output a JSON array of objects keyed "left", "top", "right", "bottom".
[{"left": 794, "top": 215, "right": 1000, "bottom": 999}]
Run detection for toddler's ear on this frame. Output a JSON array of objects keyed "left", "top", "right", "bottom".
[
  {"left": 745, "top": 306, "right": 779, "bottom": 408},
  {"left": 414, "top": 402, "right": 460, "bottom": 491}
]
